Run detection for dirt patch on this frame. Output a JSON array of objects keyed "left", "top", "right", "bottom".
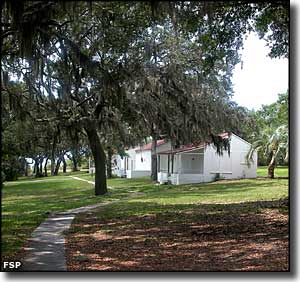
[{"left": 66, "top": 204, "right": 288, "bottom": 271}]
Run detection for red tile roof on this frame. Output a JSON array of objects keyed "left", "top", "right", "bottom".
[
  {"left": 218, "top": 132, "right": 229, "bottom": 138},
  {"left": 157, "top": 143, "right": 206, "bottom": 155},
  {"left": 132, "top": 133, "right": 230, "bottom": 154},
  {"left": 135, "top": 139, "right": 166, "bottom": 152},
  {"left": 157, "top": 132, "right": 230, "bottom": 155}
]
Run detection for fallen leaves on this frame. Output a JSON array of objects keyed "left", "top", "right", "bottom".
[{"left": 66, "top": 202, "right": 288, "bottom": 271}]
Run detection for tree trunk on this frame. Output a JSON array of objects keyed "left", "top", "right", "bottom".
[
  {"left": 151, "top": 135, "right": 158, "bottom": 182},
  {"left": 39, "top": 158, "right": 43, "bottom": 176},
  {"left": 54, "top": 158, "right": 61, "bottom": 176},
  {"left": 106, "top": 146, "right": 113, "bottom": 179},
  {"left": 24, "top": 161, "right": 28, "bottom": 177},
  {"left": 84, "top": 123, "right": 107, "bottom": 196},
  {"left": 34, "top": 158, "right": 41, "bottom": 178},
  {"left": 51, "top": 134, "right": 58, "bottom": 176},
  {"left": 268, "top": 161, "right": 276, "bottom": 178},
  {"left": 33, "top": 159, "right": 36, "bottom": 174},
  {"left": 267, "top": 151, "right": 276, "bottom": 178},
  {"left": 71, "top": 148, "right": 79, "bottom": 171},
  {"left": 18, "top": 157, "right": 27, "bottom": 176},
  {"left": 62, "top": 156, "right": 67, "bottom": 173},
  {"left": 44, "top": 158, "right": 49, "bottom": 176},
  {"left": 51, "top": 158, "right": 55, "bottom": 176}
]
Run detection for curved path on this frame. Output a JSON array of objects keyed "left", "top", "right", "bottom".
[{"left": 21, "top": 177, "right": 113, "bottom": 271}]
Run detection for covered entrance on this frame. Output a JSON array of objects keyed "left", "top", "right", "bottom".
[{"left": 157, "top": 145, "right": 205, "bottom": 185}]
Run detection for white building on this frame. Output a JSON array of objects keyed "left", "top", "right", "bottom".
[
  {"left": 157, "top": 133, "right": 257, "bottom": 185},
  {"left": 92, "top": 133, "right": 257, "bottom": 184},
  {"left": 112, "top": 140, "right": 172, "bottom": 178}
]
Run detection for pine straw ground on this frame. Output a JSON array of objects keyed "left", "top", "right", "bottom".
[{"left": 65, "top": 200, "right": 288, "bottom": 271}]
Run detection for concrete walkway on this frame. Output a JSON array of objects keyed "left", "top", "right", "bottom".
[
  {"left": 21, "top": 202, "right": 113, "bottom": 271},
  {"left": 69, "top": 176, "right": 95, "bottom": 185},
  {"left": 70, "top": 175, "right": 115, "bottom": 190},
  {"left": 21, "top": 176, "right": 114, "bottom": 271}
]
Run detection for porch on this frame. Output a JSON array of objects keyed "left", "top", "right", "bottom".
[{"left": 157, "top": 146, "right": 205, "bottom": 185}]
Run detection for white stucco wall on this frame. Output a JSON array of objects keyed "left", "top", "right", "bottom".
[
  {"left": 125, "top": 149, "right": 137, "bottom": 170},
  {"left": 127, "top": 170, "right": 151, "bottom": 178},
  {"left": 228, "top": 135, "right": 257, "bottom": 179},
  {"left": 180, "top": 153, "right": 204, "bottom": 174},
  {"left": 89, "top": 167, "right": 95, "bottom": 174},
  {"left": 203, "top": 134, "right": 257, "bottom": 181},
  {"left": 159, "top": 155, "right": 169, "bottom": 172},
  {"left": 158, "top": 172, "right": 205, "bottom": 185},
  {"left": 134, "top": 141, "right": 172, "bottom": 172},
  {"left": 111, "top": 155, "right": 122, "bottom": 176},
  {"left": 158, "top": 134, "right": 257, "bottom": 185},
  {"left": 135, "top": 150, "right": 152, "bottom": 171},
  {"left": 112, "top": 148, "right": 136, "bottom": 177},
  {"left": 158, "top": 172, "right": 169, "bottom": 184}
]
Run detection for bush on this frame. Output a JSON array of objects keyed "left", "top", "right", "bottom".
[{"left": 2, "top": 167, "right": 18, "bottom": 181}]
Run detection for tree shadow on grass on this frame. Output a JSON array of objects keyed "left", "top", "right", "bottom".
[
  {"left": 137, "top": 178, "right": 286, "bottom": 191},
  {"left": 65, "top": 199, "right": 289, "bottom": 271},
  {"left": 128, "top": 180, "right": 288, "bottom": 204}
]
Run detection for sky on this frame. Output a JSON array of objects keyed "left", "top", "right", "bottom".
[{"left": 231, "top": 32, "right": 288, "bottom": 111}]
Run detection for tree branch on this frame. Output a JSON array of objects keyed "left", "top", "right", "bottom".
[{"left": 76, "top": 93, "right": 95, "bottom": 108}]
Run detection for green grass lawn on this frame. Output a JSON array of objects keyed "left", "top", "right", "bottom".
[
  {"left": 2, "top": 168, "right": 289, "bottom": 262},
  {"left": 2, "top": 172, "right": 148, "bottom": 260},
  {"left": 257, "top": 166, "right": 289, "bottom": 177},
  {"left": 76, "top": 178, "right": 288, "bottom": 221}
]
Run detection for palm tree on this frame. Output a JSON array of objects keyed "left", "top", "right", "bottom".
[{"left": 247, "top": 125, "right": 288, "bottom": 178}]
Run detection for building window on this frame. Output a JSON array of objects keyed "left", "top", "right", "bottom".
[{"left": 240, "top": 152, "right": 248, "bottom": 165}]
